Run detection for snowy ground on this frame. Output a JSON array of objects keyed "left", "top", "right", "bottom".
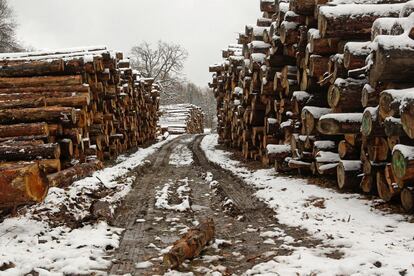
[
  {"left": 0, "top": 136, "right": 174, "bottom": 275},
  {"left": 201, "top": 134, "right": 414, "bottom": 276}
]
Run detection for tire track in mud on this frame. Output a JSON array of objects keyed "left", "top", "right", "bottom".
[{"left": 108, "top": 135, "right": 323, "bottom": 276}]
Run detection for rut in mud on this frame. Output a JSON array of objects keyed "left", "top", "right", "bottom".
[{"left": 108, "top": 135, "right": 321, "bottom": 275}]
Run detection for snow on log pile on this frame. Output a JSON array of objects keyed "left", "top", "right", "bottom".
[
  {"left": 208, "top": 0, "right": 414, "bottom": 212},
  {"left": 0, "top": 46, "right": 160, "bottom": 209},
  {"left": 159, "top": 104, "right": 204, "bottom": 134}
]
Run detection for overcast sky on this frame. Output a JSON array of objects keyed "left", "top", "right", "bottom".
[{"left": 10, "top": 0, "right": 260, "bottom": 87}]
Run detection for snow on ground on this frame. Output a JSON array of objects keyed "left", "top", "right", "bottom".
[
  {"left": 155, "top": 178, "right": 191, "bottom": 212},
  {"left": 169, "top": 137, "right": 194, "bottom": 166},
  {"left": 0, "top": 136, "right": 175, "bottom": 275},
  {"left": 201, "top": 134, "right": 414, "bottom": 276}
]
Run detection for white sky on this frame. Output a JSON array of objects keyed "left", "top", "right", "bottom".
[{"left": 10, "top": 0, "right": 260, "bottom": 87}]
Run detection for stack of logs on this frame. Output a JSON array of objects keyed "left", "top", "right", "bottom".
[
  {"left": 0, "top": 46, "right": 160, "bottom": 209},
  {"left": 159, "top": 104, "right": 204, "bottom": 134},
  {"left": 209, "top": 0, "right": 414, "bottom": 212}
]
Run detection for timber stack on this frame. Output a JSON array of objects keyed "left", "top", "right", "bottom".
[
  {"left": 159, "top": 104, "right": 204, "bottom": 134},
  {"left": 0, "top": 46, "right": 160, "bottom": 209},
  {"left": 209, "top": 0, "right": 414, "bottom": 212}
]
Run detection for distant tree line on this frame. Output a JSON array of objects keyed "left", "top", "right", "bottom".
[
  {"left": 130, "top": 41, "right": 216, "bottom": 130},
  {"left": 0, "top": 0, "right": 22, "bottom": 52}
]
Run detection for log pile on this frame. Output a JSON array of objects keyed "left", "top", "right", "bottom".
[
  {"left": 0, "top": 46, "right": 160, "bottom": 208},
  {"left": 209, "top": 0, "right": 414, "bottom": 212},
  {"left": 159, "top": 104, "right": 204, "bottom": 134}
]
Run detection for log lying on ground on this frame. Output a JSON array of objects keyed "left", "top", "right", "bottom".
[
  {"left": 0, "top": 162, "right": 48, "bottom": 208},
  {"left": 163, "top": 218, "right": 215, "bottom": 269},
  {"left": 46, "top": 160, "right": 103, "bottom": 187}
]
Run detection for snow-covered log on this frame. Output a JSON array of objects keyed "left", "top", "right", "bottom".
[{"left": 317, "top": 113, "right": 363, "bottom": 135}]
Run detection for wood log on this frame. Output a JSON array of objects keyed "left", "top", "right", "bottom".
[
  {"left": 392, "top": 144, "right": 414, "bottom": 182},
  {"left": 327, "top": 78, "right": 366, "bottom": 112},
  {"left": 0, "top": 106, "right": 76, "bottom": 124},
  {"left": 317, "top": 113, "right": 363, "bottom": 135},
  {"left": 47, "top": 160, "right": 103, "bottom": 187},
  {"left": 0, "top": 162, "right": 48, "bottom": 207},
  {"left": 369, "top": 36, "right": 414, "bottom": 85},
  {"left": 163, "top": 218, "right": 215, "bottom": 269},
  {"left": 367, "top": 137, "right": 389, "bottom": 162},
  {"left": 338, "top": 140, "right": 360, "bottom": 160},
  {"left": 361, "top": 106, "right": 385, "bottom": 137},
  {"left": 337, "top": 160, "right": 362, "bottom": 189},
  {"left": 400, "top": 97, "right": 414, "bottom": 139},
  {"left": 0, "top": 75, "right": 82, "bottom": 88},
  {"left": 379, "top": 88, "right": 414, "bottom": 121},
  {"left": 0, "top": 98, "right": 45, "bottom": 109},
  {"left": 301, "top": 106, "right": 331, "bottom": 135},
  {"left": 0, "top": 84, "right": 89, "bottom": 94},
  {"left": 343, "top": 42, "right": 370, "bottom": 70},
  {"left": 401, "top": 187, "right": 414, "bottom": 212},
  {"left": 0, "top": 122, "right": 49, "bottom": 138},
  {"left": 361, "top": 84, "right": 379, "bottom": 108},
  {"left": 0, "top": 142, "right": 60, "bottom": 161},
  {"left": 266, "top": 144, "right": 292, "bottom": 163},
  {"left": 0, "top": 60, "right": 65, "bottom": 77},
  {"left": 318, "top": 4, "right": 403, "bottom": 39},
  {"left": 376, "top": 171, "right": 396, "bottom": 202},
  {"left": 289, "top": 0, "right": 315, "bottom": 15}
]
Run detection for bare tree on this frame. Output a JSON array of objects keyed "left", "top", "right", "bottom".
[
  {"left": 0, "top": 0, "right": 20, "bottom": 52},
  {"left": 129, "top": 41, "right": 188, "bottom": 99}
]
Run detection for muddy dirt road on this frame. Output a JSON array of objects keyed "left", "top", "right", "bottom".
[{"left": 107, "top": 135, "right": 320, "bottom": 275}]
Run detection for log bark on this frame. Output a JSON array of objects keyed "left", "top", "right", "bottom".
[
  {"left": 0, "top": 75, "right": 82, "bottom": 88},
  {"left": 327, "top": 78, "right": 366, "bottom": 112},
  {"left": 0, "top": 60, "right": 65, "bottom": 77},
  {"left": 0, "top": 142, "right": 60, "bottom": 161},
  {"left": 47, "top": 160, "right": 103, "bottom": 187},
  {"left": 0, "top": 122, "right": 49, "bottom": 138},
  {"left": 337, "top": 160, "right": 362, "bottom": 189},
  {"left": 0, "top": 106, "right": 76, "bottom": 124},
  {"left": 163, "top": 218, "right": 215, "bottom": 269},
  {"left": 317, "top": 113, "right": 363, "bottom": 135},
  {"left": 318, "top": 4, "right": 402, "bottom": 39},
  {"left": 0, "top": 162, "right": 48, "bottom": 207},
  {"left": 301, "top": 106, "right": 331, "bottom": 135},
  {"left": 401, "top": 187, "right": 414, "bottom": 212}
]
